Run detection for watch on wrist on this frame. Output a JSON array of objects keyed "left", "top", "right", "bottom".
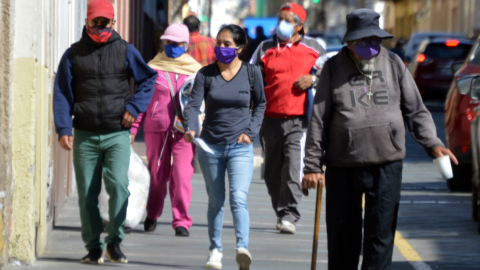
[{"left": 312, "top": 75, "right": 318, "bottom": 87}]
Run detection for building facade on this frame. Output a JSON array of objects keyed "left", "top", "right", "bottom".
[
  {"left": 0, "top": 0, "right": 87, "bottom": 266},
  {"left": 382, "top": 0, "right": 480, "bottom": 40},
  {"left": 0, "top": 0, "right": 205, "bottom": 267}
]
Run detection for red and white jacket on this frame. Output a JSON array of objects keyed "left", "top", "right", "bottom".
[{"left": 250, "top": 36, "right": 326, "bottom": 118}]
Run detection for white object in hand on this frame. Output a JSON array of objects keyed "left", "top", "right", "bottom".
[
  {"left": 189, "top": 132, "right": 214, "bottom": 154},
  {"left": 433, "top": 155, "right": 453, "bottom": 180}
]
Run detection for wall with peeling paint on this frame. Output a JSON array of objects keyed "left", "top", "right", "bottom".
[
  {"left": 0, "top": 0, "right": 15, "bottom": 267},
  {"left": 0, "top": 0, "right": 85, "bottom": 267}
]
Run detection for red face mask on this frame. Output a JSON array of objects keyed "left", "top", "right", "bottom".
[{"left": 86, "top": 25, "right": 113, "bottom": 44}]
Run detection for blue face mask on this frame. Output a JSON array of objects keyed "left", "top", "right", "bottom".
[
  {"left": 164, "top": 43, "right": 186, "bottom": 58},
  {"left": 276, "top": 20, "right": 294, "bottom": 41}
]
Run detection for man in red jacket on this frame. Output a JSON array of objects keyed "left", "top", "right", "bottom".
[{"left": 250, "top": 2, "right": 326, "bottom": 234}]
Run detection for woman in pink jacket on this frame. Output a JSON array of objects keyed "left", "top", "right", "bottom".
[{"left": 130, "top": 24, "right": 202, "bottom": 236}]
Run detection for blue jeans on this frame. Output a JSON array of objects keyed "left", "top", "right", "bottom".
[{"left": 198, "top": 142, "right": 254, "bottom": 251}]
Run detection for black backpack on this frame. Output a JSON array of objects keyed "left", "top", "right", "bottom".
[{"left": 204, "top": 63, "right": 256, "bottom": 107}]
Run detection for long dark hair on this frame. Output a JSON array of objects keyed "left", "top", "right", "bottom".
[{"left": 217, "top": 24, "right": 248, "bottom": 59}]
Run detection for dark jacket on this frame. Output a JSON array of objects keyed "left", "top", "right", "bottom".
[
  {"left": 53, "top": 27, "right": 157, "bottom": 137},
  {"left": 71, "top": 29, "right": 130, "bottom": 133},
  {"left": 303, "top": 47, "right": 444, "bottom": 172}
]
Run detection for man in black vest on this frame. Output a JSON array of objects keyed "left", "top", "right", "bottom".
[{"left": 53, "top": 0, "right": 156, "bottom": 264}]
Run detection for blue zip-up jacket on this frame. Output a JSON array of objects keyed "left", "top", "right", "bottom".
[{"left": 53, "top": 43, "right": 157, "bottom": 138}]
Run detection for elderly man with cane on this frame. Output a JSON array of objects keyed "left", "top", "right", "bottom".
[{"left": 302, "top": 9, "right": 457, "bottom": 270}]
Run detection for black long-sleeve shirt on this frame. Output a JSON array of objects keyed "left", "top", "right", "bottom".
[{"left": 184, "top": 63, "right": 266, "bottom": 144}]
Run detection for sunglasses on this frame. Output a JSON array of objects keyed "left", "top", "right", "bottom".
[{"left": 352, "top": 38, "right": 383, "bottom": 48}]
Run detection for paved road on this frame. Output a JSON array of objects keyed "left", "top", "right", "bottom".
[
  {"left": 395, "top": 105, "right": 480, "bottom": 270},
  {"left": 8, "top": 107, "right": 480, "bottom": 269}
]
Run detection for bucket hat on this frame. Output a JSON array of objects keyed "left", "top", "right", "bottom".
[
  {"left": 342, "top": 9, "right": 393, "bottom": 43},
  {"left": 161, "top": 24, "right": 190, "bottom": 44}
]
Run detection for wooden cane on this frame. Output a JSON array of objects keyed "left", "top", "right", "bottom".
[{"left": 310, "top": 184, "right": 324, "bottom": 270}]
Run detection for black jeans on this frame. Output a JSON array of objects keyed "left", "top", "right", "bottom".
[{"left": 325, "top": 161, "right": 403, "bottom": 270}]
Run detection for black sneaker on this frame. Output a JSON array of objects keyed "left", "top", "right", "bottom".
[
  {"left": 80, "top": 249, "right": 104, "bottom": 264},
  {"left": 106, "top": 243, "right": 128, "bottom": 264},
  {"left": 175, "top": 226, "right": 189, "bottom": 237},
  {"left": 144, "top": 217, "right": 157, "bottom": 232}
]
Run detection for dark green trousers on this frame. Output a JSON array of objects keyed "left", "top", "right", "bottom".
[{"left": 73, "top": 129, "right": 130, "bottom": 251}]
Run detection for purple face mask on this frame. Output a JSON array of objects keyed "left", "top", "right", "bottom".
[
  {"left": 214, "top": 46, "right": 240, "bottom": 64},
  {"left": 354, "top": 43, "right": 381, "bottom": 60}
]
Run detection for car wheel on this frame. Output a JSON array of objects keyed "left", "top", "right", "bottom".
[
  {"left": 447, "top": 162, "right": 472, "bottom": 191},
  {"left": 473, "top": 182, "right": 478, "bottom": 221},
  {"left": 477, "top": 187, "right": 480, "bottom": 234},
  {"left": 472, "top": 186, "right": 480, "bottom": 233},
  {"left": 477, "top": 185, "right": 480, "bottom": 234}
]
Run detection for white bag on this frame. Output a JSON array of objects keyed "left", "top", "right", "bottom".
[{"left": 98, "top": 147, "right": 150, "bottom": 228}]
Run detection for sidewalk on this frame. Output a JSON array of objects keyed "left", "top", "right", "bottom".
[{"left": 9, "top": 167, "right": 329, "bottom": 270}]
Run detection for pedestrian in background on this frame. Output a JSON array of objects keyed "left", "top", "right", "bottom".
[
  {"left": 246, "top": 26, "right": 268, "bottom": 61},
  {"left": 53, "top": 0, "right": 157, "bottom": 264},
  {"left": 390, "top": 41, "right": 405, "bottom": 60},
  {"left": 130, "top": 24, "right": 202, "bottom": 237},
  {"left": 183, "top": 15, "right": 217, "bottom": 66},
  {"left": 184, "top": 24, "right": 266, "bottom": 270},
  {"left": 240, "top": 27, "right": 252, "bottom": 62},
  {"left": 250, "top": 2, "right": 326, "bottom": 234},
  {"left": 302, "top": 8, "right": 458, "bottom": 270}
]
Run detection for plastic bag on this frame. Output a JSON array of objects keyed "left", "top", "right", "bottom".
[{"left": 98, "top": 147, "right": 150, "bottom": 228}]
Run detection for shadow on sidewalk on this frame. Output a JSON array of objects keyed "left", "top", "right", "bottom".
[
  {"left": 37, "top": 257, "right": 206, "bottom": 269},
  {"left": 53, "top": 226, "right": 82, "bottom": 232}
]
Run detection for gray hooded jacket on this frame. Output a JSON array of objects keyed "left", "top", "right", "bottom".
[{"left": 303, "top": 47, "right": 444, "bottom": 172}]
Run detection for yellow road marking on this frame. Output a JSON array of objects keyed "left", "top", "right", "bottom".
[
  {"left": 362, "top": 195, "right": 428, "bottom": 267},
  {"left": 394, "top": 231, "right": 423, "bottom": 262}
]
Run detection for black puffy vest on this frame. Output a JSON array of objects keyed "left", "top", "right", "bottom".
[{"left": 71, "top": 28, "right": 130, "bottom": 134}]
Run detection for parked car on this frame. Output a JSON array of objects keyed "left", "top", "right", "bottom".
[
  {"left": 445, "top": 36, "right": 480, "bottom": 191},
  {"left": 307, "top": 32, "right": 343, "bottom": 48},
  {"left": 409, "top": 37, "right": 473, "bottom": 98},
  {"left": 466, "top": 75, "right": 480, "bottom": 232},
  {"left": 404, "top": 32, "right": 468, "bottom": 65},
  {"left": 325, "top": 45, "right": 345, "bottom": 58},
  {"left": 307, "top": 32, "right": 345, "bottom": 57}
]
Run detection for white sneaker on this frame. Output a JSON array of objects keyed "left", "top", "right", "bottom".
[
  {"left": 236, "top": 247, "right": 252, "bottom": 270},
  {"left": 206, "top": 248, "right": 222, "bottom": 269},
  {"left": 279, "top": 220, "right": 296, "bottom": 234},
  {"left": 276, "top": 218, "right": 282, "bottom": 230}
]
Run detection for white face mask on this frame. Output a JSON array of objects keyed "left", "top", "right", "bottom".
[{"left": 276, "top": 20, "right": 294, "bottom": 41}]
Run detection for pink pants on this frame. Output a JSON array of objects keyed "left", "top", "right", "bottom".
[{"left": 144, "top": 131, "right": 194, "bottom": 229}]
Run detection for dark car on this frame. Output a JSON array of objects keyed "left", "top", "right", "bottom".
[
  {"left": 404, "top": 32, "right": 468, "bottom": 64},
  {"left": 409, "top": 37, "right": 473, "bottom": 98},
  {"left": 306, "top": 32, "right": 343, "bottom": 47},
  {"left": 445, "top": 36, "right": 480, "bottom": 191},
  {"left": 470, "top": 76, "right": 480, "bottom": 232},
  {"left": 464, "top": 75, "right": 480, "bottom": 232}
]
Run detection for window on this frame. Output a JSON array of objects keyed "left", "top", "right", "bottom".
[
  {"left": 424, "top": 43, "right": 472, "bottom": 59},
  {"left": 470, "top": 42, "right": 480, "bottom": 67}
]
